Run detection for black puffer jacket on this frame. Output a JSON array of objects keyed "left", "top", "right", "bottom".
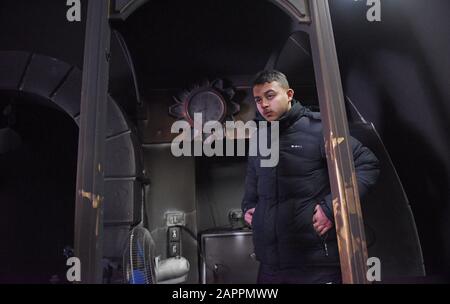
[{"left": 242, "top": 101, "right": 380, "bottom": 268}]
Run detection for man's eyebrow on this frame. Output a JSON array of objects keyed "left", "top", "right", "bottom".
[
  {"left": 254, "top": 89, "right": 276, "bottom": 98},
  {"left": 263, "top": 89, "right": 276, "bottom": 95}
]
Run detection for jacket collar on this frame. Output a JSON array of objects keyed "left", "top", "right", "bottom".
[
  {"left": 253, "top": 99, "right": 305, "bottom": 131},
  {"left": 277, "top": 100, "right": 305, "bottom": 131}
]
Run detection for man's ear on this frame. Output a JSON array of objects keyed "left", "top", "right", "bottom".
[{"left": 287, "top": 88, "right": 294, "bottom": 102}]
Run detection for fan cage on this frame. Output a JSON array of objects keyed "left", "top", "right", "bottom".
[{"left": 123, "top": 227, "right": 156, "bottom": 284}]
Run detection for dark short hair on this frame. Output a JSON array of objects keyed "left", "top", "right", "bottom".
[{"left": 253, "top": 70, "right": 289, "bottom": 89}]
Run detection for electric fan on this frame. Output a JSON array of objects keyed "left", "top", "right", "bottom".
[{"left": 123, "top": 226, "right": 157, "bottom": 284}]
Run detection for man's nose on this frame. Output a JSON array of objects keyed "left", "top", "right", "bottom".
[{"left": 261, "top": 99, "right": 269, "bottom": 107}]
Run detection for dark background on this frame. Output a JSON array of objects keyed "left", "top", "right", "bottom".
[
  {"left": 0, "top": 0, "right": 85, "bottom": 282},
  {"left": 329, "top": 0, "right": 450, "bottom": 277},
  {"left": 0, "top": 0, "right": 448, "bottom": 280}
]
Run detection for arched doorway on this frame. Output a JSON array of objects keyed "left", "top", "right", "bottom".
[
  {"left": 0, "top": 94, "right": 78, "bottom": 283},
  {"left": 0, "top": 51, "right": 144, "bottom": 283}
]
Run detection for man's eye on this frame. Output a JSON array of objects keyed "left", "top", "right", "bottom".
[
  {"left": 255, "top": 98, "right": 261, "bottom": 104},
  {"left": 267, "top": 95, "right": 275, "bottom": 99}
]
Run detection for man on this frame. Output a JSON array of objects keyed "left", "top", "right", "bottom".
[{"left": 242, "top": 70, "right": 380, "bottom": 284}]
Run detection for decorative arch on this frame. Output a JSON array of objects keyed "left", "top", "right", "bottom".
[{"left": 109, "top": 0, "right": 310, "bottom": 23}]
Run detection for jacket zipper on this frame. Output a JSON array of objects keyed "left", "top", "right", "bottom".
[{"left": 321, "top": 232, "right": 329, "bottom": 256}]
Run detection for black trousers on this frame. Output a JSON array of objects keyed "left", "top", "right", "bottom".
[{"left": 257, "top": 264, "right": 342, "bottom": 284}]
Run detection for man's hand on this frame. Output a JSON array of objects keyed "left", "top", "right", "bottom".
[
  {"left": 313, "top": 204, "right": 333, "bottom": 236},
  {"left": 244, "top": 208, "right": 255, "bottom": 226}
]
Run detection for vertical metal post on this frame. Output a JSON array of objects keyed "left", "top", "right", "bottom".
[
  {"left": 308, "top": 0, "right": 369, "bottom": 283},
  {"left": 74, "top": 0, "right": 111, "bottom": 284}
]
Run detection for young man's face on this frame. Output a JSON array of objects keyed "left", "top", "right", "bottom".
[{"left": 253, "top": 81, "right": 294, "bottom": 121}]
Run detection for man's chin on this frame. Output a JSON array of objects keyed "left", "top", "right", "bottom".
[{"left": 265, "top": 116, "right": 277, "bottom": 122}]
